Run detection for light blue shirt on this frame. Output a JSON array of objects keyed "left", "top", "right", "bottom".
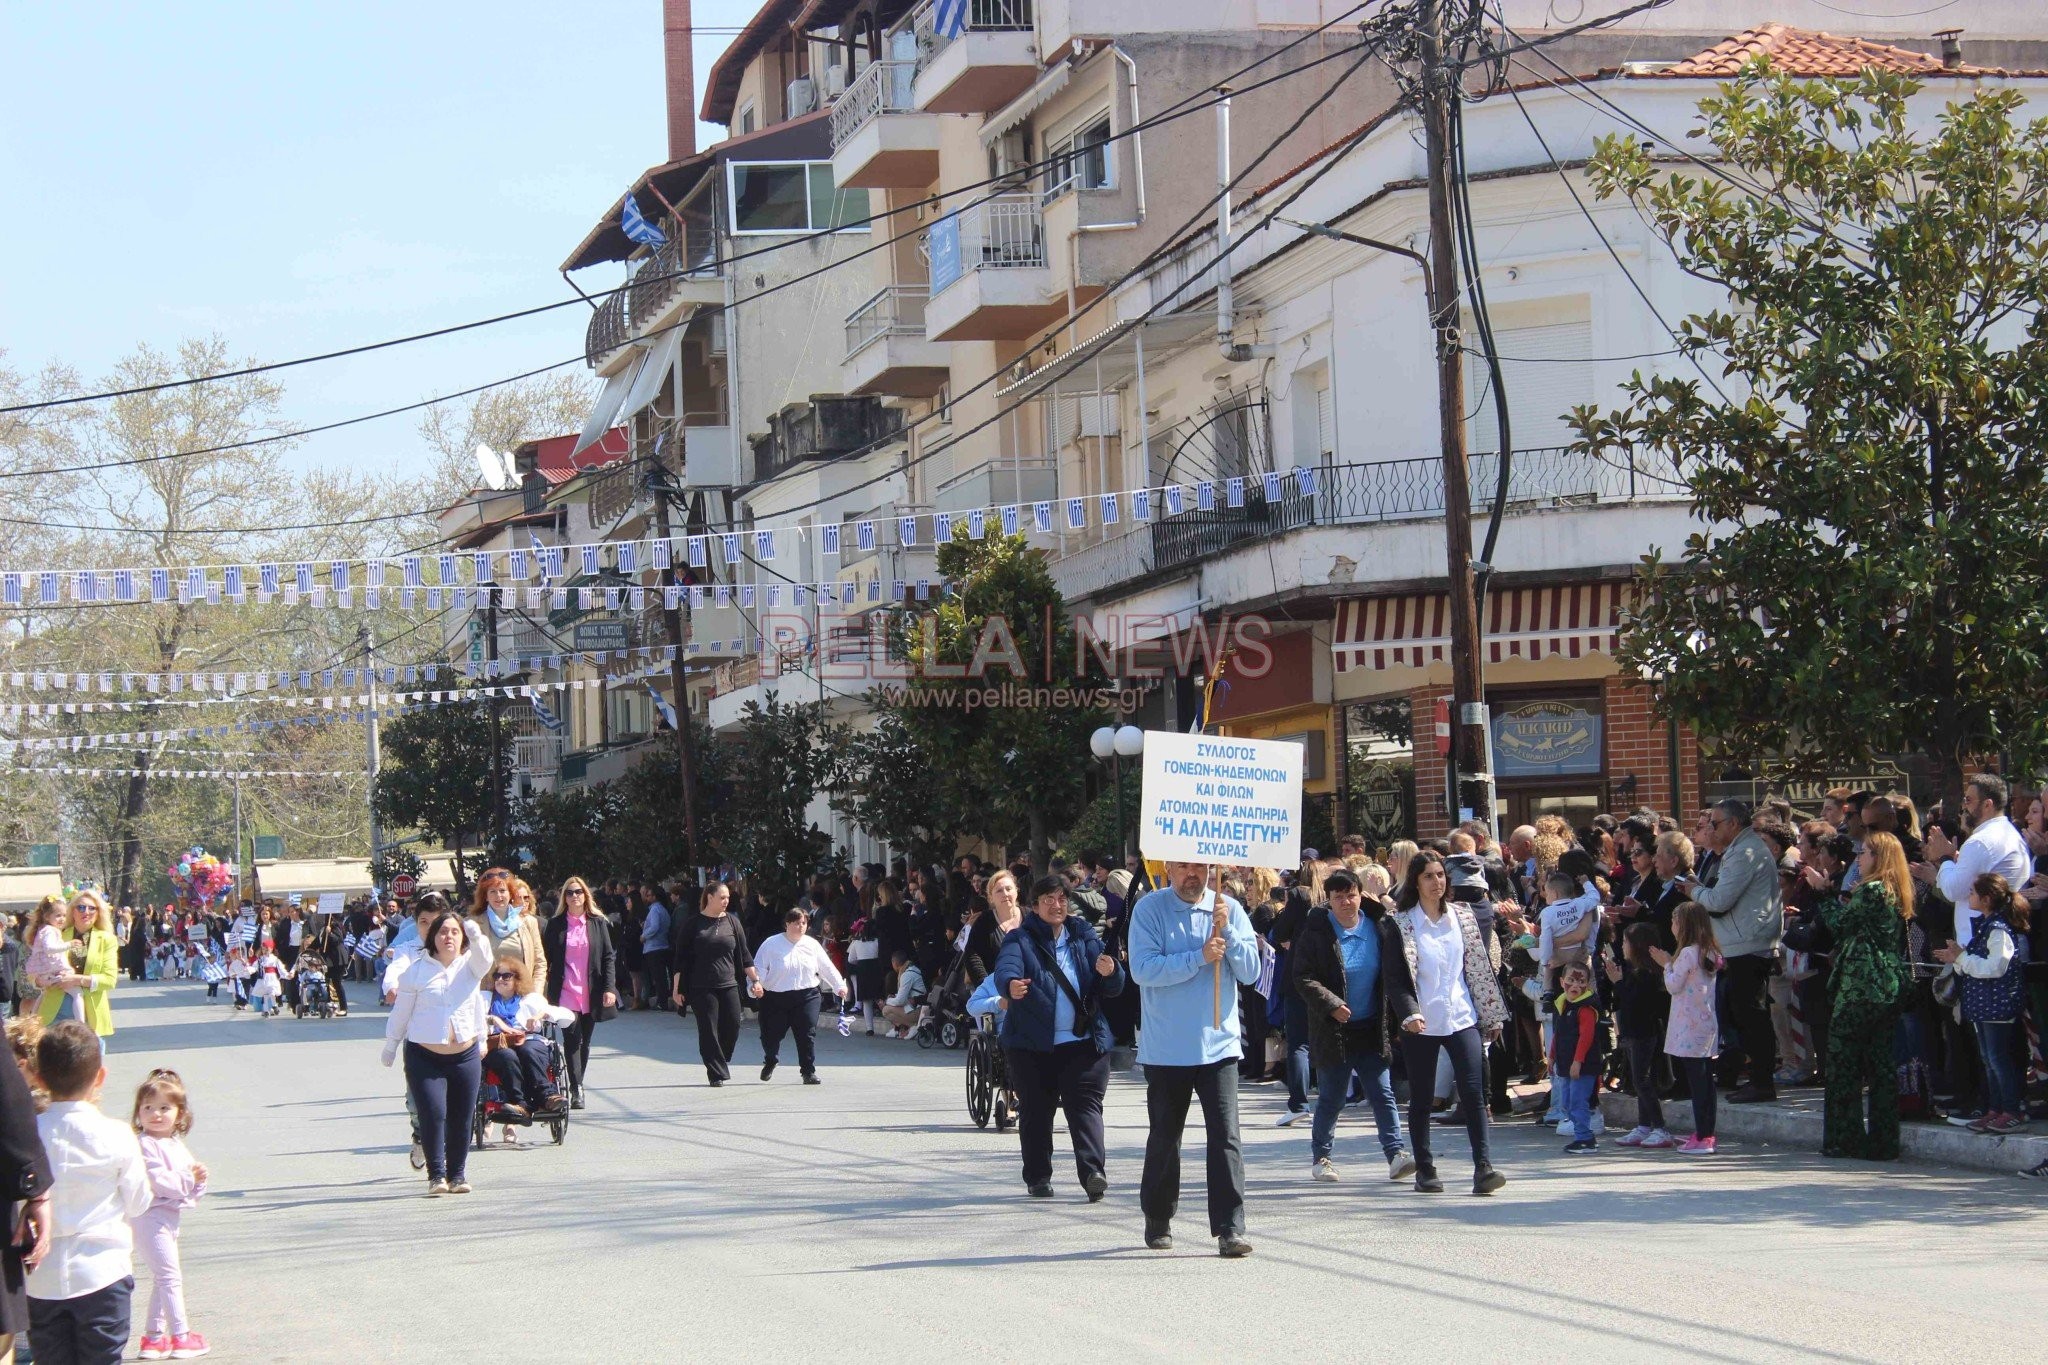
[
  {"left": 1127, "top": 885, "right": 1260, "bottom": 1066},
  {"left": 966, "top": 974, "right": 1003, "bottom": 1024},
  {"left": 1046, "top": 927, "right": 1079, "bottom": 1039},
  {"left": 1335, "top": 914, "right": 1381, "bottom": 1020}
]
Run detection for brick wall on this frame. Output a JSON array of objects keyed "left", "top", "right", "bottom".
[
  {"left": 1602, "top": 675, "right": 1701, "bottom": 822},
  {"left": 1411, "top": 683, "right": 1452, "bottom": 840}
]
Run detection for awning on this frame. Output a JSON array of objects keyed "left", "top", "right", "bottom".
[
  {"left": 995, "top": 312, "right": 1214, "bottom": 401},
  {"left": 618, "top": 326, "right": 683, "bottom": 425},
  {"left": 981, "top": 59, "right": 1074, "bottom": 146},
  {"left": 248, "top": 858, "right": 373, "bottom": 900},
  {"left": 0, "top": 867, "right": 63, "bottom": 913},
  {"left": 573, "top": 356, "right": 642, "bottom": 456},
  {"left": 1333, "top": 583, "right": 1629, "bottom": 673}
]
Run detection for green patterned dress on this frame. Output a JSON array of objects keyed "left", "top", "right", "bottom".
[{"left": 1818, "top": 881, "right": 1909, "bottom": 1160}]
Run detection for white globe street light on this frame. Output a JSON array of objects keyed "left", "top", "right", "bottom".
[
  {"left": 1089, "top": 725, "right": 1117, "bottom": 760},
  {"left": 1113, "top": 725, "right": 1145, "bottom": 757}
]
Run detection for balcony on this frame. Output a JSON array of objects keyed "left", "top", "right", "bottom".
[
  {"left": 843, "top": 286, "right": 951, "bottom": 397},
  {"left": 909, "top": 0, "right": 1037, "bottom": 115},
  {"left": 750, "top": 394, "right": 906, "bottom": 484},
  {"left": 584, "top": 220, "right": 722, "bottom": 368},
  {"left": 830, "top": 60, "right": 941, "bottom": 189},
  {"left": 924, "top": 195, "right": 1060, "bottom": 342},
  {"left": 1046, "top": 447, "right": 1689, "bottom": 603},
  {"left": 932, "top": 457, "right": 1057, "bottom": 518}
]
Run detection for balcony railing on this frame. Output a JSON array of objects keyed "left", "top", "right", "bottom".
[
  {"left": 928, "top": 195, "right": 1046, "bottom": 294},
  {"left": 830, "top": 59, "right": 920, "bottom": 148},
  {"left": 1046, "top": 446, "right": 1686, "bottom": 599},
  {"left": 845, "top": 286, "right": 930, "bottom": 360},
  {"left": 751, "top": 395, "right": 907, "bottom": 484},
  {"left": 584, "top": 219, "right": 718, "bottom": 363},
  {"left": 911, "top": 0, "right": 1033, "bottom": 64}
]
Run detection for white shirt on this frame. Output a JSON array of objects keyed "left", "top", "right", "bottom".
[
  {"left": 381, "top": 923, "right": 493, "bottom": 1064},
  {"left": 1937, "top": 815, "right": 2032, "bottom": 949},
  {"left": 754, "top": 934, "right": 848, "bottom": 995},
  {"left": 30, "top": 1102, "right": 151, "bottom": 1301},
  {"left": 1406, "top": 907, "right": 1477, "bottom": 1036}
]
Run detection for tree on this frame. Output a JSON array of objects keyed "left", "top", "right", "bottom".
[
  {"left": 508, "top": 782, "right": 624, "bottom": 895},
  {"left": 1574, "top": 64, "right": 2048, "bottom": 808},
  {"left": 869, "top": 534, "right": 1107, "bottom": 876},
  {"left": 373, "top": 699, "right": 495, "bottom": 882},
  {"left": 410, "top": 373, "right": 594, "bottom": 541},
  {"left": 715, "top": 697, "right": 837, "bottom": 909},
  {"left": 830, "top": 714, "right": 966, "bottom": 871}
]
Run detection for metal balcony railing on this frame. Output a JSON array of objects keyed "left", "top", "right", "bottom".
[
  {"left": 928, "top": 194, "right": 1046, "bottom": 294},
  {"left": 845, "top": 286, "right": 931, "bottom": 360},
  {"left": 911, "top": 0, "right": 1033, "bottom": 65},
  {"left": 584, "top": 219, "right": 717, "bottom": 364},
  {"left": 830, "top": 59, "right": 920, "bottom": 147}
]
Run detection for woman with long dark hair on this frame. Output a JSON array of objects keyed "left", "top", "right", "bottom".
[
  {"left": 541, "top": 877, "right": 617, "bottom": 1108},
  {"left": 671, "top": 881, "right": 758, "bottom": 1086},
  {"left": 1382, "top": 850, "right": 1508, "bottom": 1195},
  {"left": 382, "top": 910, "right": 492, "bottom": 1194}
]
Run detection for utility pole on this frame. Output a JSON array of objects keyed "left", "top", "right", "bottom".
[
  {"left": 361, "top": 623, "right": 384, "bottom": 882},
  {"left": 1417, "top": 0, "right": 1492, "bottom": 830},
  {"left": 651, "top": 471, "right": 702, "bottom": 862},
  {"left": 485, "top": 595, "right": 505, "bottom": 853},
  {"left": 232, "top": 773, "right": 243, "bottom": 907}
]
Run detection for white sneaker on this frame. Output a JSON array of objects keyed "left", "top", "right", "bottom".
[
  {"left": 1387, "top": 1150, "right": 1418, "bottom": 1181},
  {"left": 1311, "top": 1157, "right": 1339, "bottom": 1183},
  {"left": 1275, "top": 1108, "right": 1311, "bottom": 1128},
  {"left": 1639, "top": 1128, "right": 1677, "bottom": 1149},
  {"left": 1616, "top": 1125, "right": 1651, "bottom": 1147}
]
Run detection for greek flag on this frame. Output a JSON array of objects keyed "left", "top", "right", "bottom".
[
  {"left": 934, "top": 0, "right": 967, "bottom": 38},
  {"left": 645, "top": 684, "right": 678, "bottom": 731},
  {"left": 353, "top": 935, "right": 377, "bottom": 960},
  {"left": 531, "top": 693, "right": 565, "bottom": 734},
  {"left": 621, "top": 193, "right": 667, "bottom": 247},
  {"left": 341, "top": 933, "right": 358, "bottom": 958},
  {"left": 200, "top": 961, "right": 226, "bottom": 984}
]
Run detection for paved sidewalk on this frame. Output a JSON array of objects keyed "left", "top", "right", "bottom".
[{"left": 94, "top": 983, "right": 2048, "bottom": 1363}]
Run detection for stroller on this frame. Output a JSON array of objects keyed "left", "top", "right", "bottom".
[
  {"left": 915, "top": 948, "right": 973, "bottom": 1050},
  {"left": 472, "top": 1022, "right": 570, "bottom": 1149},
  {"left": 293, "top": 954, "right": 338, "bottom": 1019}
]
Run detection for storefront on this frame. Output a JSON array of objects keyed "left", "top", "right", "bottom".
[{"left": 1208, "top": 627, "right": 1339, "bottom": 854}]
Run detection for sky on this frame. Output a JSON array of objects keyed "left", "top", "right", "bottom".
[{"left": 1, "top": 0, "right": 761, "bottom": 489}]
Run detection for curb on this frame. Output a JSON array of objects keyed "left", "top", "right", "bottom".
[{"left": 1596, "top": 1089, "right": 2048, "bottom": 1175}]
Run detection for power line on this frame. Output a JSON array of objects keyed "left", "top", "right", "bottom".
[{"left": 2, "top": 11, "right": 1379, "bottom": 419}]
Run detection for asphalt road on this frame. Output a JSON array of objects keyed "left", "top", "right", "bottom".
[{"left": 91, "top": 981, "right": 2048, "bottom": 1363}]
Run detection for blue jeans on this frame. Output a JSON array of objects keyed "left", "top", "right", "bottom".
[
  {"left": 1282, "top": 996, "right": 1311, "bottom": 1113},
  {"left": 1975, "top": 1019, "right": 2022, "bottom": 1115},
  {"left": 1560, "top": 1072, "right": 1599, "bottom": 1142},
  {"left": 1310, "top": 1049, "right": 1402, "bottom": 1163}
]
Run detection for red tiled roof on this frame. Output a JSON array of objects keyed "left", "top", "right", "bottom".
[
  {"left": 525, "top": 429, "right": 628, "bottom": 485},
  {"left": 1655, "top": 23, "right": 1989, "bottom": 78}
]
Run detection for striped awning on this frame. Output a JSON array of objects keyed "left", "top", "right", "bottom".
[{"left": 1333, "top": 583, "right": 1629, "bottom": 673}]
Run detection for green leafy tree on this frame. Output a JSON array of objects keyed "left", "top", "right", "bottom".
[
  {"left": 508, "top": 783, "right": 624, "bottom": 893},
  {"left": 831, "top": 714, "right": 966, "bottom": 870},
  {"left": 870, "top": 534, "right": 1106, "bottom": 876},
  {"left": 716, "top": 697, "right": 837, "bottom": 909},
  {"left": 373, "top": 700, "right": 496, "bottom": 880},
  {"left": 1575, "top": 63, "right": 2048, "bottom": 808}
]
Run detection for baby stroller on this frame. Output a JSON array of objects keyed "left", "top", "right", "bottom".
[
  {"left": 293, "top": 955, "right": 338, "bottom": 1019},
  {"left": 472, "top": 1021, "right": 569, "bottom": 1149},
  {"left": 915, "top": 949, "right": 973, "bottom": 1050},
  {"left": 965, "top": 1009, "right": 1015, "bottom": 1130}
]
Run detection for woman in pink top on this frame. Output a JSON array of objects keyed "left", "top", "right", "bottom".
[{"left": 540, "top": 877, "right": 617, "bottom": 1110}]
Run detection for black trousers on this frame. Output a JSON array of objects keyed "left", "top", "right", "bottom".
[
  {"left": 759, "top": 988, "right": 822, "bottom": 1076},
  {"left": 30, "top": 1274, "right": 132, "bottom": 1365},
  {"left": 484, "top": 1036, "right": 556, "bottom": 1107},
  {"left": 641, "top": 949, "right": 671, "bottom": 1006},
  {"left": 403, "top": 1042, "right": 480, "bottom": 1184},
  {"left": 1720, "top": 954, "right": 1777, "bottom": 1087},
  {"left": 1139, "top": 1059, "right": 1245, "bottom": 1237},
  {"left": 1007, "top": 1040, "right": 1109, "bottom": 1188},
  {"left": 690, "top": 984, "right": 743, "bottom": 1081},
  {"left": 563, "top": 1012, "right": 599, "bottom": 1095},
  {"left": 1401, "top": 1028, "right": 1492, "bottom": 1176}
]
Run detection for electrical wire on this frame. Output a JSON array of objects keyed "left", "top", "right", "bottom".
[{"left": 2, "top": 9, "right": 1380, "bottom": 418}]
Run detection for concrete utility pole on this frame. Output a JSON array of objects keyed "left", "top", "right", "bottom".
[
  {"left": 486, "top": 596, "right": 505, "bottom": 852},
  {"left": 361, "top": 623, "right": 384, "bottom": 879},
  {"left": 1417, "top": 0, "right": 1493, "bottom": 829},
  {"left": 652, "top": 476, "right": 702, "bottom": 861}
]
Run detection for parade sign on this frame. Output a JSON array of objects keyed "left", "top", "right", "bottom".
[{"left": 1140, "top": 731, "right": 1303, "bottom": 866}]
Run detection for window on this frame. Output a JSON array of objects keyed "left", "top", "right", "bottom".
[
  {"left": 738, "top": 102, "right": 757, "bottom": 136},
  {"left": 727, "top": 161, "right": 872, "bottom": 234},
  {"left": 1042, "top": 115, "right": 1112, "bottom": 203},
  {"left": 1465, "top": 302, "right": 1594, "bottom": 454}
]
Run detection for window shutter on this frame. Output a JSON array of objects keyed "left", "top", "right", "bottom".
[
  {"left": 1316, "top": 386, "right": 1334, "bottom": 461},
  {"left": 1468, "top": 318, "right": 1593, "bottom": 454}
]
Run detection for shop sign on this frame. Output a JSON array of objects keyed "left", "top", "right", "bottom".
[
  {"left": 1493, "top": 700, "right": 1602, "bottom": 778},
  {"left": 1352, "top": 761, "right": 1410, "bottom": 846}
]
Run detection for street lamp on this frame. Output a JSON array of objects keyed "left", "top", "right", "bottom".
[{"left": 1089, "top": 709, "right": 1146, "bottom": 870}]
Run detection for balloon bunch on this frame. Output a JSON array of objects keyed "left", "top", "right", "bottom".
[{"left": 167, "top": 846, "right": 235, "bottom": 911}]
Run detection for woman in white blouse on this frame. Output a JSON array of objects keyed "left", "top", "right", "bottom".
[
  {"left": 382, "top": 911, "right": 492, "bottom": 1195},
  {"left": 1383, "top": 849, "right": 1510, "bottom": 1196}
]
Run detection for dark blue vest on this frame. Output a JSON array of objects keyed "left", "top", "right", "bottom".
[{"left": 1961, "top": 913, "right": 2029, "bottom": 1024}]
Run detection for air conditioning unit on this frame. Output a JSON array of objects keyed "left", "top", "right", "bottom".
[
  {"left": 821, "top": 66, "right": 847, "bottom": 100},
  {"left": 787, "top": 77, "right": 819, "bottom": 117},
  {"left": 993, "top": 129, "right": 1030, "bottom": 179},
  {"left": 707, "top": 312, "right": 727, "bottom": 356}
]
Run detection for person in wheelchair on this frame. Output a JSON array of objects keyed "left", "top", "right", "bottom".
[{"left": 483, "top": 955, "right": 573, "bottom": 1124}]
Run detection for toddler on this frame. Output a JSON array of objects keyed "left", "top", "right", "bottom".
[
  {"left": 1551, "top": 961, "right": 1607, "bottom": 1153},
  {"left": 27, "top": 1021, "right": 151, "bottom": 1365},
  {"left": 131, "top": 1069, "right": 209, "bottom": 1361},
  {"left": 249, "top": 947, "right": 285, "bottom": 1018},
  {"left": 225, "top": 947, "right": 253, "bottom": 1011},
  {"left": 25, "top": 896, "right": 78, "bottom": 1016}
]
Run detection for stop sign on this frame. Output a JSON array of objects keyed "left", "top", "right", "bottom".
[{"left": 391, "top": 873, "right": 417, "bottom": 899}]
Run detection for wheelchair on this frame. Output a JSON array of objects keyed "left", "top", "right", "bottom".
[
  {"left": 965, "top": 1013, "right": 1015, "bottom": 1130},
  {"left": 471, "top": 1022, "right": 570, "bottom": 1149}
]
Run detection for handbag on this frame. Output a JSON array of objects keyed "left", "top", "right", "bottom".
[
  {"left": 1930, "top": 964, "right": 1961, "bottom": 1010},
  {"left": 1025, "top": 932, "right": 1098, "bottom": 1040}
]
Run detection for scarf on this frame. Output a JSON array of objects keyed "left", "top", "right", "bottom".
[
  {"left": 486, "top": 905, "right": 522, "bottom": 939},
  {"left": 488, "top": 992, "right": 522, "bottom": 1025}
]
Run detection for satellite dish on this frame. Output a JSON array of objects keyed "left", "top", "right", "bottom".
[{"left": 474, "top": 444, "right": 516, "bottom": 490}]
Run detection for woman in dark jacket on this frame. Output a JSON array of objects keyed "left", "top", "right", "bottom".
[
  {"left": 670, "top": 881, "right": 759, "bottom": 1087},
  {"left": 991, "top": 876, "right": 1125, "bottom": 1202},
  {"left": 1289, "top": 868, "right": 1414, "bottom": 1182},
  {"left": 541, "top": 877, "right": 618, "bottom": 1108}
]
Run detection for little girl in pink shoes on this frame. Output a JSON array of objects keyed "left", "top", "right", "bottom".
[{"left": 132, "top": 1070, "right": 209, "bottom": 1360}]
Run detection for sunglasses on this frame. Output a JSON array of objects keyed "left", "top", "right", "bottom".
[
  {"left": 493, "top": 972, "right": 518, "bottom": 981},
  {"left": 565, "top": 889, "right": 586, "bottom": 897}
]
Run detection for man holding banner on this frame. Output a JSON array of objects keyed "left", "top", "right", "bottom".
[{"left": 1127, "top": 863, "right": 1261, "bottom": 1258}]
